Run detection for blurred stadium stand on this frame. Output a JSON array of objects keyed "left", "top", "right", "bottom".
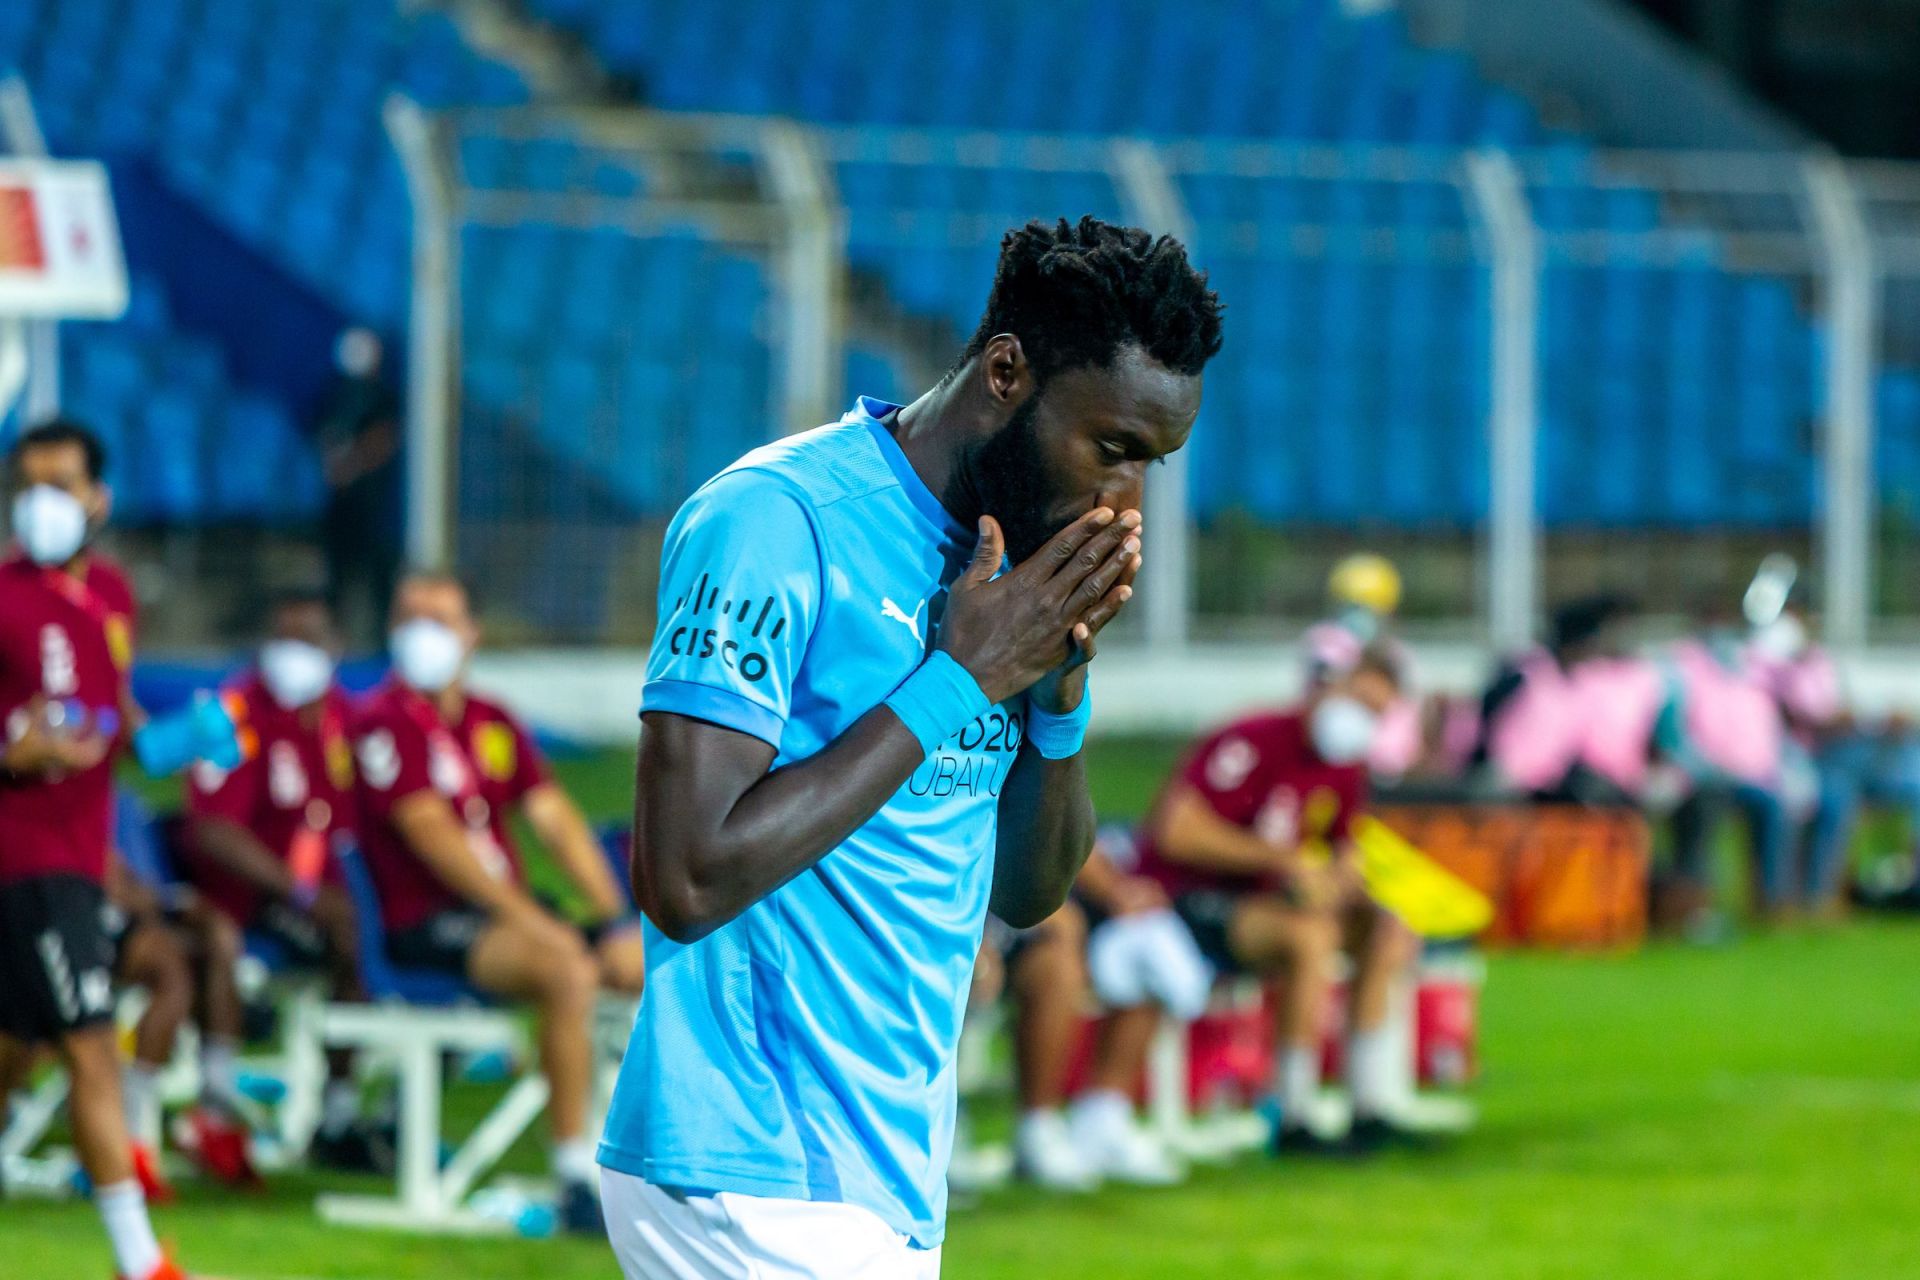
[
  {"left": 4, "top": 0, "right": 1920, "bottom": 644},
  {"left": 0, "top": 0, "right": 524, "bottom": 531}
]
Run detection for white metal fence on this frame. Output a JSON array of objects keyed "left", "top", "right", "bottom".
[{"left": 397, "top": 101, "right": 1920, "bottom": 650}]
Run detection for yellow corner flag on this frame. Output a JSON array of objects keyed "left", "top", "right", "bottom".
[{"left": 1349, "top": 814, "right": 1493, "bottom": 940}]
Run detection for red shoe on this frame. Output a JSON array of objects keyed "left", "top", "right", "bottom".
[
  {"left": 116, "top": 1247, "right": 194, "bottom": 1279},
  {"left": 174, "top": 1104, "right": 261, "bottom": 1189},
  {"left": 129, "top": 1142, "right": 174, "bottom": 1204}
]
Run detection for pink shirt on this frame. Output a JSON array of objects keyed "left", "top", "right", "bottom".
[
  {"left": 1486, "top": 649, "right": 1585, "bottom": 791},
  {"left": 1746, "top": 643, "right": 1842, "bottom": 743},
  {"left": 1568, "top": 657, "right": 1665, "bottom": 794},
  {"left": 1670, "top": 640, "right": 1783, "bottom": 786},
  {"left": 1369, "top": 697, "right": 1423, "bottom": 777}
]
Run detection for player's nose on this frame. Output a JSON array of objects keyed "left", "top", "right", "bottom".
[{"left": 1097, "top": 472, "right": 1147, "bottom": 518}]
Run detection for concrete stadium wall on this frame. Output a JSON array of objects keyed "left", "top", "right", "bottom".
[{"left": 471, "top": 643, "right": 1920, "bottom": 746}]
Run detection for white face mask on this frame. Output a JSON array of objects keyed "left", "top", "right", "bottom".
[
  {"left": 390, "top": 618, "right": 466, "bottom": 693},
  {"left": 1310, "top": 694, "right": 1379, "bottom": 766},
  {"left": 259, "top": 639, "right": 336, "bottom": 711},
  {"left": 1751, "top": 614, "right": 1808, "bottom": 663},
  {"left": 10, "top": 485, "right": 89, "bottom": 566}
]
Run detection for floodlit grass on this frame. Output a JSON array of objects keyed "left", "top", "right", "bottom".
[{"left": 20, "top": 746, "right": 1918, "bottom": 1278}]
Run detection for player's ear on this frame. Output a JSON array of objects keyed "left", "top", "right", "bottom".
[
  {"left": 981, "top": 334, "right": 1034, "bottom": 410},
  {"left": 90, "top": 482, "right": 113, "bottom": 527}
]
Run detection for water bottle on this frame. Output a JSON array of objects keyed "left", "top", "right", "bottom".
[{"left": 469, "top": 1187, "right": 558, "bottom": 1238}]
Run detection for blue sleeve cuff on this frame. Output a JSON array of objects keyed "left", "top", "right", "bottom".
[
  {"left": 640, "top": 679, "right": 785, "bottom": 748},
  {"left": 883, "top": 652, "right": 991, "bottom": 756},
  {"left": 1025, "top": 683, "right": 1092, "bottom": 759}
]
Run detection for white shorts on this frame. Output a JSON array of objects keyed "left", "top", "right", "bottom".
[{"left": 603, "top": 1169, "right": 943, "bottom": 1280}]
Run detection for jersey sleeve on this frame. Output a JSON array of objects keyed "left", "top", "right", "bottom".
[
  {"left": 504, "top": 709, "right": 552, "bottom": 800},
  {"left": 640, "top": 468, "right": 823, "bottom": 748},
  {"left": 353, "top": 708, "right": 436, "bottom": 820},
  {"left": 1175, "top": 718, "right": 1273, "bottom": 828},
  {"left": 185, "top": 752, "right": 261, "bottom": 825}
]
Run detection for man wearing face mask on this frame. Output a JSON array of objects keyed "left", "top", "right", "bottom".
[
  {"left": 0, "top": 421, "right": 196, "bottom": 1280},
  {"left": 1131, "top": 647, "right": 1421, "bottom": 1156},
  {"left": 178, "top": 589, "right": 384, "bottom": 1170},
  {"left": 352, "top": 570, "right": 643, "bottom": 1234}
]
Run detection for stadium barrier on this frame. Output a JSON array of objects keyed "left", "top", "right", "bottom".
[{"left": 1378, "top": 804, "right": 1652, "bottom": 948}]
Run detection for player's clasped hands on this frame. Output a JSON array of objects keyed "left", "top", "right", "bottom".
[
  {"left": 939, "top": 506, "right": 1144, "bottom": 704},
  {"left": 1, "top": 692, "right": 113, "bottom": 778}
]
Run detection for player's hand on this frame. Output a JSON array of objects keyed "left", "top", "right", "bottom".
[
  {"left": 1329, "top": 853, "right": 1367, "bottom": 904},
  {"left": 939, "top": 508, "right": 1143, "bottom": 705},
  {"left": 2, "top": 694, "right": 112, "bottom": 777}
]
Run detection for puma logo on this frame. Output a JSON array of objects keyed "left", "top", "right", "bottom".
[{"left": 880, "top": 596, "right": 926, "bottom": 645}]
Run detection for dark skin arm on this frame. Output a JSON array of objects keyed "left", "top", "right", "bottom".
[
  {"left": 987, "top": 540, "right": 1142, "bottom": 927},
  {"left": 188, "top": 815, "right": 298, "bottom": 901},
  {"left": 632, "top": 507, "right": 1140, "bottom": 944}
]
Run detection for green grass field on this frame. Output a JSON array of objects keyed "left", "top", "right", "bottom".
[{"left": 17, "top": 744, "right": 1920, "bottom": 1279}]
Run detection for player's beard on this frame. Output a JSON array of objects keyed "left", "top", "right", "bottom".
[{"left": 969, "top": 397, "right": 1068, "bottom": 564}]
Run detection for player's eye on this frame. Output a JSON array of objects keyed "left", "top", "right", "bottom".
[{"left": 1097, "top": 439, "right": 1128, "bottom": 463}]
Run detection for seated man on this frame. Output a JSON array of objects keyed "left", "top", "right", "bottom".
[
  {"left": 1132, "top": 646, "right": 1423, "bottom": 1154},
  {"left": 964, "top": 840, "right": 1203, "bottom": 1193},
  {"left": 963, "top": 903, "right": 1096, "bottom": 1192},
  {"left": 1070, "top": 835, "right": 1210, "bottom": 1173},
  {"left": 1662, "top": 618, "right": 1792, "bottom": 928},
  {"left": 351, "top": 571, "right": 643, "bottom": 1233},
  {"left": 178, "top": 590, "right": 383, "bottom": 1169}
]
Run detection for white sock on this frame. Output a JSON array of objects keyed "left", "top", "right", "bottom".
[
  {"left": 320, "top": 1080, "right": 360, "bottom": 1137},
  {"left": 1273, "top": 1045, "right": 1320, "bottom": 1124},
  {"left": 96, "top": 1179, "right": 163, "bottom": 1279},
  {"left": 1069, "top": 1089, "right": 1133, "bottom": 1142},
  {"left": 122, "top": 1063, "right": 162, "bottom": 1147},
  {"left": 552, "top": 1136, "right": 597, "bottom": 1188},
  {"left": 199, "top": 1036, "right": 239, "bottom": 1105},
  {"left": 1347, "top": 1026, "right": 1397, "bottom": 1119}
]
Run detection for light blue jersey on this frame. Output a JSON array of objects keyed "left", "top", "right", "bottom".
[{"left": 599, "top": 397, "right": 1030, "bottom": 1248}]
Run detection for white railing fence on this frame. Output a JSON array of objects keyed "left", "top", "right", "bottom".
[{"left": 395, "top": 102, "right": 1920, "bottom": 650}]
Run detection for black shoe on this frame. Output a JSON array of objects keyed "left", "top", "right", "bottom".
[
  {"left": 311, "top": 1122, "right": 396, "bottom": 1176},
  {"left": 559, "top": 1180, "right": 606, "bottom": 1237},
  {"left": 1270, "top": 1123, "right": 1358, "bottom": 1159},
  {"left": 1346, "top": 1114, "right": 1440, "bottom": 1156}
]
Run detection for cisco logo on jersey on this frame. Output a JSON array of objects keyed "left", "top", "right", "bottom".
[
  {"left": 665, "top": 572, "right": 787, "bottom": 683},
  {"left": 909, "top": 705, "right": 1024, "bottom": 799}
]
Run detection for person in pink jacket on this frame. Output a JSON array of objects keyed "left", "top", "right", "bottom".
[
  {"left": 1659, "top": 621, "right": 1792, "bottom": 921},
  {"left": 1749, "top": 600, "right": 1920, "bottom": 916},
  {"left": 1475, "top": 595, "right": 1648, "bottom": 802}
]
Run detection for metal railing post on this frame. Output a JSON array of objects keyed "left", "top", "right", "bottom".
[
  {"left": 385, "top": 95, "right": 459, "bottom": 570},
  {"left": 1110, "top": 138, "right": 1198, "bottom": 651},
  {"left": 1462, "top": 149, "right": 1541, "bottom": 652},
  {"left": 1804, "top": 153, "right": 1879, "bottom": 648},
  {"left": 0, "top": 76, "right": 60, "bottom": 425},
  {"left": 759, "top": 121, "right": 844, "bottom": 437}
]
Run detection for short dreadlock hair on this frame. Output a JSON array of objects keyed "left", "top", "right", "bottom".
[{"left": 959, "top": 216, "right": 1224, "bottom": 385}]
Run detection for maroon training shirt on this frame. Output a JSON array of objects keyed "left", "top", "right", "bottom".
[
  {"left": 183, "top": 674, "right": 359, "bottom": 924},
  {"left": 0, "top": 553, "right": 131, "bottom": 885},
  {"left": 350, "top": 680, "right": 551, "bottom": 931},
  {"left": 1133, "top": 709, "right": 1369, "bottom": 898}
]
